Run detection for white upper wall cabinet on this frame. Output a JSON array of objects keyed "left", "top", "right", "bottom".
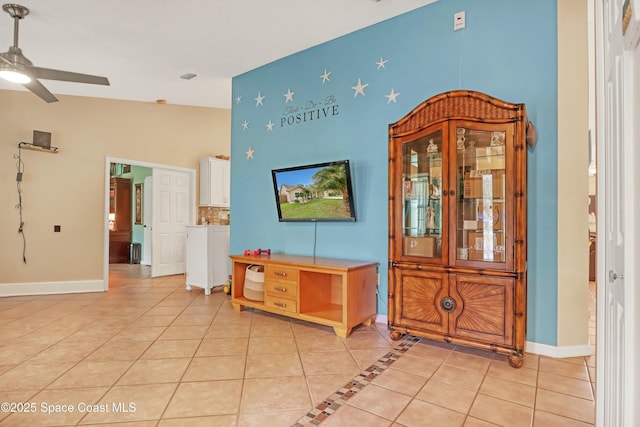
[{"left": 199, "top": 157, "right": 230, "bottom": 207}]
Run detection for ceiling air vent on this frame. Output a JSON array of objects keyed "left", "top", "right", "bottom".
[{"left": 179, "top": 73, "right": 198, "bottom": 80}]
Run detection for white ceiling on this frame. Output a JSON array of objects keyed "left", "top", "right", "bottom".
[{"left": 0, "top": 0, "right": 437, "bottom": 108}]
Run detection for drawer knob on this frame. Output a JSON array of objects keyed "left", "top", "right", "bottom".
[
  {"left": 274, "top": 286, "right": 287, "bottom": 292},
  {"left": 274, "top": 271, "right": 287, "bottom": 277},
  {"left": 273, "top": 301, "right": 287, "bottom": 308}
]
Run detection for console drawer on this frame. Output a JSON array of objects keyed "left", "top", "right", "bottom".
[
  {"left": 265, "top": 266, "right": 299, "bottom": 284},
  {"left": 264, "top": 295, "right": 297, "bottom": 313},
  {"left": 266, "top": 281, "right": 298, "bottom": 298}
]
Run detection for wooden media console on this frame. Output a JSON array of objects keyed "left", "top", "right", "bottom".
[{"left": 230, "top": 254, "right": 378, "bottom": 338}]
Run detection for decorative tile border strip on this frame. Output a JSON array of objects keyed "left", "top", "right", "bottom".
[{"left": 292, "top": 335, "right": 421, "bottom": 427}]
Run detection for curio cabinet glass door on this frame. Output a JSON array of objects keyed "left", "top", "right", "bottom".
[
  {"left": 392, "top": 124, "right": 448, "bottom": 265},
  {"left": 449, "top": 121, "right": 515, "bottom": 271}
]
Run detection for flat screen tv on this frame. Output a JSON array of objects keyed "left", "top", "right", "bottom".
[{"left": 271, "top": 160, "right": 356, "bottom": 222}]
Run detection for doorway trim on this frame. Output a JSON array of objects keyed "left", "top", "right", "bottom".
[{"left": 104, "top": 156, "right": 196, "bottom": 290}]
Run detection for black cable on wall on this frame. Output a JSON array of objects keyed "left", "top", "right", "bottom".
[{"left": 15, "top": 146, "right": 26, "bottom": 263}]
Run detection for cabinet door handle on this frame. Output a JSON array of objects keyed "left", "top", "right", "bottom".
[
  {"left": 440, "top": 296, "right": 457, "bottom": 313},
  {"left": 450, "top": 189, "right": 455, "bottom": 196},
  {"left": 273, "top": 301, "right": 287, "bottom": 308},
  {"left": 274, "top": 286, "right": 287, "bottom": 292},
  {"left": 274, "top": 271, "right": 287, "bottom": 277}
]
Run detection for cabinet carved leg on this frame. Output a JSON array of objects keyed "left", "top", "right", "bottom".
[
  {"left": 390, "top": 330, "right": 403, "bottom": 341},
  {"left": 508, "top": 354, "right": 524, "bottom": 368},
  {"left": 231, "top": 303, "right": 245, "bottom": 312}
]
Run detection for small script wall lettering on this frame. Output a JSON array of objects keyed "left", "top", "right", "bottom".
[{"left": 280, "top": 96, "right": 339, "bottom": 127}]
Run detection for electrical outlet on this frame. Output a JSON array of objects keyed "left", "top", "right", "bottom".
[{"left": 454, "top": 11, "right": 466, "bottom": 31}]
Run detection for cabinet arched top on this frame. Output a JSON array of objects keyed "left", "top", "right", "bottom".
[{"left": 389, "top": 90, "right": 536, "bottom": 148}]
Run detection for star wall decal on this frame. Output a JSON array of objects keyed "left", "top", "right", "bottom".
[
  {"left": 284, "top": 89, "right": 295, "bottom": 103},
  {"left": 351, "top": 78, "right": 368, "bottom": 97},
  {"left": 254, "top": 92, "right": 265, "bottom": 106},
  {"left": 266, "top": 120, "right": 274, "bottom": 131},
  {"left": 386, "top": 89, "right": 400, "bottom": 103},
  {"left": 376, "top": 57, "right": 388, "bottom": 69},
  {"left": 320, "top": 69, "right": 331, "bottom": 84},
  {"left": 235, "top": 94, "right": 242, "bottom": 104},
  {"left": 246, "top": 147, "right": 254, "bottom": 159},
  {"left": 242, "top": 120, "right": 249, "bottom": 131}
]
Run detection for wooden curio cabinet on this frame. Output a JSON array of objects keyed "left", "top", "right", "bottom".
[
  {"left": 388, "top": 90, "right": 535, "bottom": 367},
  {"left": 109, "top": 177, "right": 132, "bottom": 264}
]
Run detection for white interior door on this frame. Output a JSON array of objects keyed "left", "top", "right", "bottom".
[
  {"left": 141, "top": 175, "right": 152, "bottom": 265},
  {"left": 595, "top": 0, "right": 638, "bottom": 425},
  {"left": 151, "top": 168, "right": 191, "bottom": 277}
]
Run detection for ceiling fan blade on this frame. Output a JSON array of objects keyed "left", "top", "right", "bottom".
[
  {"left": 23, "top": 79, "right": 58, "bottom": 103},
  {"left": 29, "top": 66, "right": 110, "bottom": 85}
]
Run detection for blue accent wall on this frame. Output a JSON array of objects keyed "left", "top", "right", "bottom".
[{"left": 230, "top": 0, "right": 558, "bottom": 346}]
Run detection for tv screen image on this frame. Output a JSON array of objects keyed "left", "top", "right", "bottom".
[{"left": 271, "top": 160, "right": 356, "bottom": 222}]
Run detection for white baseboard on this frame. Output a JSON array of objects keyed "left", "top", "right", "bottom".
[
  {"left": 526, "top": 340, "right": 592, "bottom": 358},
  {"left": 0, "top": 280, "right": 105, "bottom": 297},
  {"left": 375, "top": 315, "right": 591, "bottom": 359},
  {"left": 375, "top": 314, "right": 388, "bottom": 324}
]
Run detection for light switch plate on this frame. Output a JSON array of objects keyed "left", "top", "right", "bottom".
[{"left": 454, "top": 11, "right": 466, "bottom": 31}]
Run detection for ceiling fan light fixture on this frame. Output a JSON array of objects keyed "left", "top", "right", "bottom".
[
  {"left": 0, "top": 65, "right": 31, "bottom": 83},
  {"left": 1, "top": 3, "right": 108, "bottom": 102}
]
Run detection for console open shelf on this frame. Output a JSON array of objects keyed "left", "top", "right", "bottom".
[{"left": 230, "top": 253, "right": 378, "bottom": 337}]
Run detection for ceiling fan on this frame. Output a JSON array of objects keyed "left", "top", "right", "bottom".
[{"left": 0, "top": 3, "right": 109, "bottom": 103}]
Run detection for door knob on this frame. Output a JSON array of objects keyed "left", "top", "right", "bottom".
[{"left": 608, "top": 270, "right": 624, "bottom": 282}]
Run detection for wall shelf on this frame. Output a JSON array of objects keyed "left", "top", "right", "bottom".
[{"left": 18, "top": 142, "right": 59, "bottom": 153}]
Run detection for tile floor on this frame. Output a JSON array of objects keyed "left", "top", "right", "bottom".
[{"left": 0, "top": 265, "right": 596, "bottom": 426}]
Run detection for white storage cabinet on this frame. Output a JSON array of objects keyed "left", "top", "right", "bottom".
[
  {"left": 199, "top": 157, "right": 230, "bottom": 207},
  {"left": 185, "top": 225, "right": 229, "bottom": 295}
]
